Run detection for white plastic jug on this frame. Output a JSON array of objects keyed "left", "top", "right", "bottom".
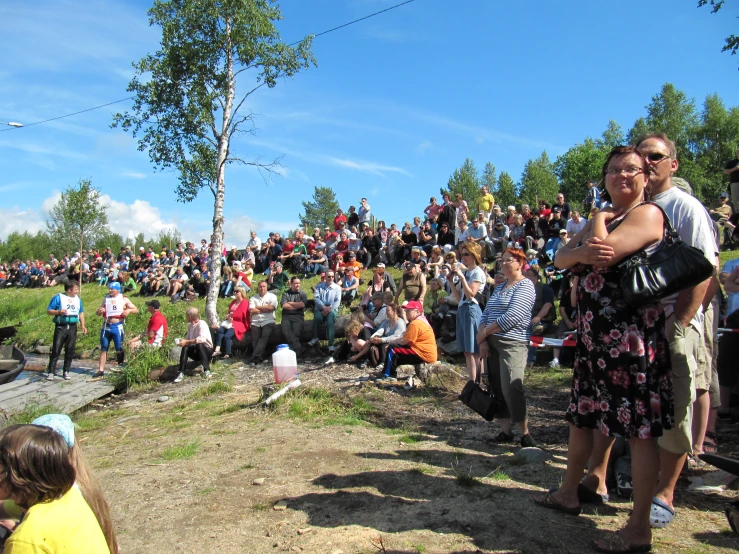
[{"left": 272, "top": 344, "right": 297, "bottom": 384}]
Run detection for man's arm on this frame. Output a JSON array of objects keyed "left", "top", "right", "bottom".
[{"left": 674, "top": 278, "right": 711, "bottom": 327}]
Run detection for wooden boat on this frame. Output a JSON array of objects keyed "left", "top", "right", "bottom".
[{"left": 0, "top": 345, "right": 26, "bottom": 386}]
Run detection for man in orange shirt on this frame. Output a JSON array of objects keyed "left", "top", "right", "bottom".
[{"left": 376, "top": 300, "right": 437, "bottom": 380}]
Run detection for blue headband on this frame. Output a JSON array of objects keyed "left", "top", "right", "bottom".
[{"left": 32, "top": 414, "right": 75, "bottom": 448}]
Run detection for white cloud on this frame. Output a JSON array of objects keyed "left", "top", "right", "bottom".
[
  {"left": 0, "top": 206, "right": 46, "bottom": 238},
  {"left": 41, "top": 191, "right": 62, "bottom": 214},
  {"left": 100, "top": 195, "right": 177, "bottom": 241},
  {"left": 415, "top": 140, "right": 433, "bottom": 154},
  {"left": 122, "top": 171, "right": 146, "bottom": 179},
  {"left": 327, "top": 157, "right": 411, "bottom": 177}
]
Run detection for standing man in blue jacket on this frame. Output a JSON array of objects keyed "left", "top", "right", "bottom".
[{"left": 46, "top": 281, "right": 87, "bottom": 380}]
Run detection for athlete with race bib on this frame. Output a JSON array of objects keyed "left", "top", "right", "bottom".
[
  {"left": 94, "top": 282, "right": 138, "bottom": 378},
  {"left": 46, "top": 281, "right": 87, "bottom": 380}
]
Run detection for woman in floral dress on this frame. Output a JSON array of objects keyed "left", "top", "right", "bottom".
[{"left": 535, "top": 146, "right": 673, "bottom": 553}]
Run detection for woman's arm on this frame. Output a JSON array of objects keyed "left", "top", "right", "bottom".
[{"left": 590, "top": 204, "right": 664, "bottom": 266}]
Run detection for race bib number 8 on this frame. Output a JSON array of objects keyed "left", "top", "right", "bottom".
[{"left": 105, "top": 297, "right": 122, "bottom": 317}]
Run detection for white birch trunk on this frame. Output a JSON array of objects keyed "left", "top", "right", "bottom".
[{"left": 205, "top": 19, "right": 236, "bottom": 328}]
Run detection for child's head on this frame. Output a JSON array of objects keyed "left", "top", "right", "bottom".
[{"left": 0, "top": 424, "right": 75, "bottom": 508}]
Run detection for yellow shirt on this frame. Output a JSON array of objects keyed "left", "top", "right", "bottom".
[
  {"left": 6, "top": 486, "right": 110, "bottom": 554},
  {"left": 477, "top": 193, "right": 495, "bottom": 213}
]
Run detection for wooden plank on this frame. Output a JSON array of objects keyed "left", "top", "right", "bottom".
[{"left": 0, "top": 370, "right": 114, "bottom": 416}]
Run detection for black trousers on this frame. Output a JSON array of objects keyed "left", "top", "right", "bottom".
[
  {"left": 179, "top": 343, "right": 213, "bottom": 373},
  {"left": 48, "top": 323, "right": 78, "bottom": 374}
]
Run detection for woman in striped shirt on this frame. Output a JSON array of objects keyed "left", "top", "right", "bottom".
[{"left": 477, "top": 248, "right": 539, "bottom": 448}]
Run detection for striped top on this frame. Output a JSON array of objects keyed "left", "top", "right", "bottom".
[{"left": 480, "top": 279, "right": 536, "bottom": 342}]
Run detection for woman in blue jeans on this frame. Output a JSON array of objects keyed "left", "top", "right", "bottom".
[{"left": 450, "top": 242, "right": 486, "bottom": 381}]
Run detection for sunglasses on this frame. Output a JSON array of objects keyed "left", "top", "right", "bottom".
[{"left": 645, "top": 152, "right": 671, "bottom": 163}]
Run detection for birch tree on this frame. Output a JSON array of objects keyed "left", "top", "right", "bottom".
[{"left": 113, "top": 0, "right": 315, "bottom": 326}]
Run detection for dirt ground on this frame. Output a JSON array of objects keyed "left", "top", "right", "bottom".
[{"left": 78, "top": 357, "right": 739, "bottom": 554}]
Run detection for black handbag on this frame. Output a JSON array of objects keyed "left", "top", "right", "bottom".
[
  {"left": 617, "top": 203, "right": 715, "bottom": 306},
  {"left": 458, "top": 370, "right": 499, "bottom": 421}
]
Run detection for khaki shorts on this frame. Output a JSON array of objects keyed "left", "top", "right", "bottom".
[
  {"left": 696, "top": 302, "right": 721, "bottom": 407},
  {"left": 658, "top": 314, "right": 700, "bottom": 455}
]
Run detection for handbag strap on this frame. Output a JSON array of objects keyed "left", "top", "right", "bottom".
[{"left": 643, "top": 201, "right": 680, "bottom": 244}]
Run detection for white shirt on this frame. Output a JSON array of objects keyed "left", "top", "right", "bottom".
[
  {"left": 249, "top": 292, "right": 278, "bottom": 327},
  {"left": 247, "top": 237, "right": 261, "bottom": 251},
  {"left": 653, "top": 186, "right": 718, "bottom": 328},
  {"left": 566, "top": 218, "right": 586, "bottom": 236}
]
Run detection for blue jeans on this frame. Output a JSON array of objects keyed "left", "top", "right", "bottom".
[
  {"left": 313, "top": 309, "right": 337, "bottom": 346},
  {"left": 215, "top": 327, "right": 236, "bottom": 355},
  {"left": 307, "top": 263, "right": 326, "bottom": 275}
]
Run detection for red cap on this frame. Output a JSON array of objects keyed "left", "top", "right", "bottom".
[{"left": 402, "top": 300, "right": 423, "bottom": 311}]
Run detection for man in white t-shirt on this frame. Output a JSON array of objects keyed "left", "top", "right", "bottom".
[
  {"left": 247, "top": 230, "right": 262, "bottom": 255},
  {"left": 636, "top": 134, "right": 718, "bottom": 530},
  {"left": 248, "top": 280, "right": 278, "bottom": 365},
  {"left": 565, "top": 210, "right": 586, "bottom": 237}
]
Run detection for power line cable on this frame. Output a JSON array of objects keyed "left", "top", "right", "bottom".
[
  {"left": 0, "top": 97, "right": 133, "bottom": 132},
  {"left": 1, "top": 0, "right": 416, "bottom": 133},
  {"left": 289, "top": 0, "right": 415, "bottom": 45}
]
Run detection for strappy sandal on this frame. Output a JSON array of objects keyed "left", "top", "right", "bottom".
[
  {"left": 533, "top": 491, "right": 582, "bottom": 516},
  {"left": 703, "top": 431, "right": 718, "bottom": 454}
]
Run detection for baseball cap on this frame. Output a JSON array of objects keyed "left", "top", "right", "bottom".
[
  {"left": 145, "top": 299, "right": 161, "bottom": 309},
  {"left": 108, "top": 282, "right": 122, "bottom": 291},
  {"left": 376, "top": 262, "right": 386, "bottom": 268},
  {"left": 348, "top": 251, "right": 357, "bottom": 257},
  {"left": 552, "top": 206, "right": 561, "bottom": 213},
  {"left": 720, "top": 192, "right": 730, "bottom": 198},
  {"left": 401, "top": 300, "right": 423, "bottom": 311},
  {"left": 349, "top": 233, "right": 357, "bottom": 240},
  {"left": 559, "top": 229, "right": 568, "bottom": 235}
]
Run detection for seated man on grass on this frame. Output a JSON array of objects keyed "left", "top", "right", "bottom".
[
  {"left": 308, "top": 271, "right": 341, "bottom": 353},
  {"left": 127, "top": 299, "right": 168, "bottom": 352},
  {"left": 247, "top": 280, "right": 278, "bottom": 365},
  {"left": 267, "top": 262, "right": 289, "bottom": 292},
  {"left": 174, "top": 307, "right": 213, "bottom": 383},
  {"left": 372, "top": 300, "right": 437, "bottom": 380},
  {"left": 340, "top": 267, "right": 360, "bottom": 305}
]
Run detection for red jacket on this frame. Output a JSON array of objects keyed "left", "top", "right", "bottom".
[{"left": 230, "top": 299, "right": 251, "bottom": 341}]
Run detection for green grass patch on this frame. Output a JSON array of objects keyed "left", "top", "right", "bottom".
[
  {"left": 192, "top": 377, "right": 233, "bottom": 398},
  {"left": 239, "top": 463, "right": 255, "bottom": 470},
  {"left": 410, "top": 466, "right": 433, "bottom": 476},
  {"left": 455, "top": 471, "right": 480, "bottom": 487},
  {"left": 160, "top": 438, "right": 202, "bottom": 461},
  {"left": 73, "top": 408, "right": 129, "bottom": 432},
  {"left": 489, "top": 466, "right": 511, "bottom": 481},
  {"left": 410, "top": 544, "right": 427, "bottom": 554},
  {"left": 3, "top": 402, "right": 60, "bottom": 425},
  {"left": 197, "top": 487, "right": 217, "bottom": 495},
  {"left": 255, "top": 446, "right": 267, "bottom": 453},
  {"left": 251, "top": 503, "right": 268, "bottom": 511},
  {"left": 269, "top": 387, "right": 379, "bottom": 426}
]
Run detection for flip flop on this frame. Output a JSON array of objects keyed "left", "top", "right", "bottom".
[
  {"left": 649, "top": 497, "right": 675, "bottom": 529},
  {"left": 577, "top": 483, "right": 609, "bottom": 504},
  {"left": 593, "top": 532, "right": 651, "bottom": 553},
  {"left": 534, "top": 490, "right": 582, "bottom": 516}
]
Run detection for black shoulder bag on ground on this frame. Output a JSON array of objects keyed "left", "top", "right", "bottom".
[
  {"left": 458, "top": 364, "right": 499, "bottom": 421},
  {"left": 617, "top": 203, "right": 715, "bottom": 307}
]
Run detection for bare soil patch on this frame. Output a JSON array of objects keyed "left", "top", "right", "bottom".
[{"left": 79, "top": 358, "right": 739, "bottom": 553}]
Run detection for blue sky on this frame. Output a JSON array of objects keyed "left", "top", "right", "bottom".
[{"left": 2, "top": 0, "right": 739, "bottom": 246}]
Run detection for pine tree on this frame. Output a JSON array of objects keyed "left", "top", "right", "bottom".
[{"left": 299, "top": 186, "right": 340, "bottom": 230}]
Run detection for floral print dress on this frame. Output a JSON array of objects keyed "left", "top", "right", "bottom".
[{"left": 566, "top": 219, "right": 673, "bottom": 439}]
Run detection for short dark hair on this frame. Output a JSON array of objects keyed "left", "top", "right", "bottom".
[
  {"left": 65, "top": 281, "right": 79, "bottom": 291},
  {"left": 600, "top": 146, "right": 651, "bottom": 203},
  {"left": 0, "top": 425, "right": 75, "bottom": 508}
]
